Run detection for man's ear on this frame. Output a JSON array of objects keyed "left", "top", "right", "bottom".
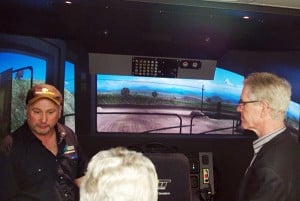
[{"left": 260, "top": 100, "right": 270, "bottom": 117}]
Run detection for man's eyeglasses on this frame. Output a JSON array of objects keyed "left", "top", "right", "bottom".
[{"left": 238, "top": 100, "right": 260, "bottom": 106}]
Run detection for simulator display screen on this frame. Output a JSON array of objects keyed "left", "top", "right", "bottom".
[{"left": 96, "top": 67, "right": 299, "bottom": 134}]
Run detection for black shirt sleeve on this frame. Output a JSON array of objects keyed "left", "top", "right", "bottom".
[{"left": 0, "top": 151, "right": 18, "bottom": 201}]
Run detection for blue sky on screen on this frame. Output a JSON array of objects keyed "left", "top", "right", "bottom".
[
  {"left": 0, "top": 52, "right": 46, "bottom": 81},
  {"left": 0, "top": 52, "right": 75, "bottom": 92},
  {"left": 64, "top": 61, "right": 75, "bottom": 92},
  {"left": 97, "top": 67, "right": 244, "bottom": 102}
]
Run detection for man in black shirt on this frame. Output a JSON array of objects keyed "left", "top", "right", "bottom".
[{"left": 0, "top": 84, "right": 87, "bottom": 201}]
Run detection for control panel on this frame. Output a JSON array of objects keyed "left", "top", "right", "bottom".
[
  {"left": 199, "top": 152, "right": 215, "bottom": 197},
  {"left": 132, "top": 56, "right": 201, "bottom": 78},
  {"left": 187, "top": 152, "right": 215, "bottom": 201}
]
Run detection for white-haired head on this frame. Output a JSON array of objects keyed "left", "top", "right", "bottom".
[{"left": 80, "top": 147, "right": 158, "bottom": 201}]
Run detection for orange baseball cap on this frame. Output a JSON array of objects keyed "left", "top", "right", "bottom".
[{"left": 26, "top": 84, "right": 62, "bottom": 106}]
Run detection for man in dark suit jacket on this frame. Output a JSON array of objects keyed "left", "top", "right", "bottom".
[{"left": 236, "top": 72, "right": 300, "bottom": 201}]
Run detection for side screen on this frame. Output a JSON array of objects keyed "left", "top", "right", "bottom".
[{"left": 0, "top": 69, "right": 12, "bottom": 140}]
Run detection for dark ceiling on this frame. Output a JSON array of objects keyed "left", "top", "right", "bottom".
[{"left": 1, "top": 0, "right": 300, "bottom": 59}]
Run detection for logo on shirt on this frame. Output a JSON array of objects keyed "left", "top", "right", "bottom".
[{"left": 63, "top": 145, "right": 78, "bottom": 159}]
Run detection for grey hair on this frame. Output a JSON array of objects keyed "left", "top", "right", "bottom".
[{"left": 244, "top": 72, "right": 291, "bottom": 120}]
